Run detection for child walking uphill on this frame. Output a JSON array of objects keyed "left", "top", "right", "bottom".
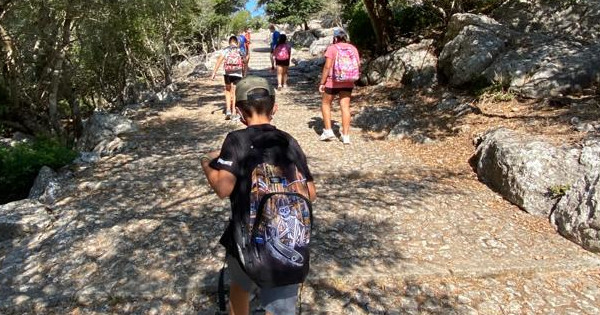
[
  {"left": 318, "top": 29, "right": 360, "bottom": 144},
  {"left": 200, "top": 76, "right": 317, "bottom": 315},
  {"left": 211, "top": 36, "right": 244, "bottom": 120},
  {"left": 273, "top": 34, "right": 292, "bottom": 90}
]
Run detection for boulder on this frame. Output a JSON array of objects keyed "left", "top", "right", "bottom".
[
  {"left": 291, "top": 30, "right": 317, "bottom": 48},
  {"left": 471, "top": 128, "right": 584, "bottom": 216},
  {"left": 439, "top": 24, "right": 507, "bottom": 86},
  {"left": 492, "top": 0, "right": 600, "bottom": 44},
  {"left": 28, "top": 166, "right": 58, "bottom": 200},
  {"left": 444, "top": 13, "right": 512, "bottom": 44},
  {"left": 311, "top": 28, "right": 335, "bottom": 38},
  {"left": 309, "top": 37, "right": 332, "bottom": 56},
  {"left": 551, "top": 171, "right": 600, "bottom": 253},
  {"left": 78, "top": 112, "right": 137, "bottom": 155},
  {"left": 364, "top": 40, "right": 437, "bottom": 86},
  {"left": 0, "top": 199, "right": 49, "bottom": 242},
  {"left": 484, "top": 38, "right": 600, "bottom": 98}
]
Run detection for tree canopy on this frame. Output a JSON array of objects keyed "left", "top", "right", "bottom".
[
  {"left": 0, "top": 0, "right": 247, "bottom": 142},
  {"left": 259, "top": 0, "right": 323, "bottom": 30}
]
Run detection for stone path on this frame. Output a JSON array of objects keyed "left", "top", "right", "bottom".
[{"left": 1, "top": 31, "right": 600, "bottom": 314}]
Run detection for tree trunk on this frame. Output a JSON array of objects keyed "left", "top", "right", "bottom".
[
  {"left": 162, "top": 20, "right": 173, "bottom": 86},
  {"left": 48, "top": 13, "right": 74, "bottom": 136},
  {"left": 303, "top": 21, "right": 309, "bottom": 30},
  {"left": 362, "top": 0, "right": 393, "bottom": 53}
]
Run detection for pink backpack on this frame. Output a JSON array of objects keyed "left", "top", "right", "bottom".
[
  {"left": 332, "top": 44, "right": 360, "bottom": 82},
  {"left": 224, "top": 47, "right": 243, "bottom": 73},
  {"left": 273, "top": 44, "right": 290, "bottom": 61}
]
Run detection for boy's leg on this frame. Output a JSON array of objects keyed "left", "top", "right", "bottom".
[
  {"left": 227, "top": 255, "right": 257, "bottom": 315},
  {"left": 230, "top": 83, "right": 237, "bottom": 114},
  {"left": 339, "top": 90, "right": 352, "bottom": 136},
  {"left": 270, "top": 52, "right": 275, "bottom": 70},
  {"left": 229, "top": 281, "right": 250, "bottom": 315},
  {"left": 260, "top": 284, "right": 300, "bottom": 315},
  {"left": 224, "top": 79, "right": 232, "bottom": 115}
]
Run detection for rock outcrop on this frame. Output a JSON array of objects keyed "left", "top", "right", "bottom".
[
  {"left": 551, "top": 171, "right": 600, "bottom": 253},
  {"left": 28, "top": 166, "right": 58, "bottom": 201},
  {"left": 470, "top": 128, "right": 600, "bottom": 217},
  {"left": 0, "top": 199, "right": 51, "bottom": 242},
  {"left": 440, "top": 8, "right": 600, "bottom": 98},
  {"left": 291, "top": 30, "right": 317, "bottom": 48},
  {"left": 492, "top": 0, "right": 600, "bottom": 44},
  {"left": 363, "top": 40, "right": 437, "bottom": 87},
  {"left": 77, "top": 112, "right": 137, "bottom": 156}
]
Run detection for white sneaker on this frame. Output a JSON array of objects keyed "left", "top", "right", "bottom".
[
  {"left": 341, "top": 134, "right": 350, "bottom": 145},
  {"left": 319, "top": 129, "right": 336, "bottom": 141}
]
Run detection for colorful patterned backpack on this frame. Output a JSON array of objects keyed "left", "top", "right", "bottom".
[
  {"left": 236, "top": 162, "right": 313, "bottom": 288},
  {"left": 224, "top": 47, "right": 243, "bottom": 73},
  {"left": 332, "top": 44, "right": 360, "bottom": 82}
]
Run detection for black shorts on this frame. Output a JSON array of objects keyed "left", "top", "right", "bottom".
[
  {"left": 275, "top": 59, "right": 290, "bottom": 67},
  {"left": 325, "top": 87, "right": 353, "bottom": 95},
  {"left": 223, "top": 74, "right": 242, "bottom": 85}
]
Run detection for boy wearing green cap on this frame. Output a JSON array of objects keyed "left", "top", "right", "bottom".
[{"left": 200, "top": 76, "right": 317, "bottom": 315}]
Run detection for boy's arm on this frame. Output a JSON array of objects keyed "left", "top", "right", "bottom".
[
  {"left": 201, "top": 151, "right": 236, "bottom": 199},
  {"left": 307, "top": 181, "right": 317, "bottom": 202},
  {"left": 211, "top": 55, "right": 224, "bottom": 80}
]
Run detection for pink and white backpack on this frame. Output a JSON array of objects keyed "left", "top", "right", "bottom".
[
  {"left": 332, "top": 44, "right": 360, "bottom": 82},
  {"left": 273, "top": 44, "right": 290, "bottom": 61}
]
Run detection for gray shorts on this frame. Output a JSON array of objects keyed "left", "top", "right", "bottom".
[{"left": 227, "top": 255, "right": 299, "bottom": 314}]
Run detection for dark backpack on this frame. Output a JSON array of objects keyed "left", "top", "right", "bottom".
[{"left": 232, "top": 137, "right": 313, "bottom": 288}]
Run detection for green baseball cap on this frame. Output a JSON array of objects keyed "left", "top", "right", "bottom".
[{"left": 235, "top": 76, "right": 276, "bottom": 101}]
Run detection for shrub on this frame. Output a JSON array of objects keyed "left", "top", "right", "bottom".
[
  {"left": 344, "top": 2, "right": 376, "bottom": 52},
  {"left": 0, "top": 138, "right": 77, "bottom": 204}
]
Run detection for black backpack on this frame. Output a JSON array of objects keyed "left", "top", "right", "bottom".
[{"left": 233, "top": 136, "right": 313, "bottom": 288}]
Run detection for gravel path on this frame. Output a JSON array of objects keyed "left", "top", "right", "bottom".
[{"left": 1, "top": 31, "right": 599, "bottom": 314}]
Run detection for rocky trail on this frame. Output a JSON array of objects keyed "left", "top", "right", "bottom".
[{"left": 2, "top": 32, "right": 600, "bottom": 314}]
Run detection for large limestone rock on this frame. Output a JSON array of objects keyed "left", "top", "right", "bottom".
[
  {"left": 440, "top": 11, "right": 600, "bottom": 97},
  {"left": 493, "top": 0, "right": 600, "bottom": 44},
  {"left": 484, "top": 39, "right": 600, "bottom": 98},
  {"left": 309, "top": 37, "right": 332, "bottom": 56},
  {"left": 77, "top": 112, "right": 137, "bottom": 155},
  {"left": 291, "top": 30, "right": 317, "bottom": 47},
  {"left": 28, "top": 166, "right": 58, "bottom": 201},
  {"left": 364, "top": 40, "right": 437, "bottom": 86},
  {"left": 551, "top": 171, "right": 600, "bottom": 253},
  {"left": 0, "top": 199, "right": 50, "bottom": 242},
  {"left": 439, "top": 14, "right": 511, "bottom": 86},
  {"left": 471, "top": 128, "right": 584, "bottom": 216}
]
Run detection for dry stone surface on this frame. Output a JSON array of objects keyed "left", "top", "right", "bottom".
[{"left": 1, "top": 31, "right": 600, "bottom": 314}]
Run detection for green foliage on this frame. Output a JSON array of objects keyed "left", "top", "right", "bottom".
[
  {"left": 0, "top": 0, "right": 241, "bottom": 140},
  {"left": 549, "top": 184, "right": 571, "bottom": 199},
  {"left": 0, "top": 138, "right": 77, "bottom": 204},
  {"left": 391, "top": 2, "right": 439, "bottom": 35},
  {"left": 229, "top": 10, "right": 252, "bottom": 33},
  {"left": 343, "top": 2, "right": 376, "bottom": 51},
  {"left": 472, "top": 81, "right": 515, "bottom": 102},
  {"left": 261, "top": 0, "right": 323, "bottom": 28}
]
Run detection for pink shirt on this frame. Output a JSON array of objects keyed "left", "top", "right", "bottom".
[{"left": 324, "top": 43, "right": 360, "bottom": 88}]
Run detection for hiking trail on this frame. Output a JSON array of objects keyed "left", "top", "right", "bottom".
[{"left": 1, "top": 30, "right": 599, "bottom": 314}]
